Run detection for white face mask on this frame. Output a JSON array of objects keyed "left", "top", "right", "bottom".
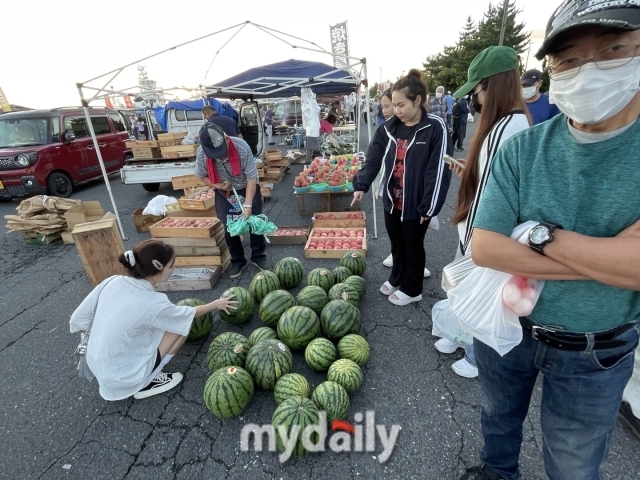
[
  {"left": 549, "top": 57, "right": 640, "bottom": 124},
  {"left": 436, "top": 92, "right": 443, "bottom": 99},
  {"left": 522, "top": 86, "right": 537, "bottom": 100}
]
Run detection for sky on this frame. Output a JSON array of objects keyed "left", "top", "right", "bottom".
[{"left": 1, "top": 0, "right": 561, "bottom": 109}]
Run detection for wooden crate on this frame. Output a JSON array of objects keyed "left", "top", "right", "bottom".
[
  {"left": 155, "top": 267, "right": 222, "bottom": 292},
  {"left": 173, "top": 243, "right": 225, "bottom": 257},
  {"left": 23, "top": 231, "right": 61, "bottom": 245},
  {"left": 171, "top": 174, "right": 208, "bottom": 190},
  {"left": 160, "top": 231, "right": 225, "bottom": 248},
  {"left": 267, "top": 226, "right": 309, "bottom": 245},
  {"left": 312, "top": 211, "right": 366, "bottom": 228},
  {"left": 158, "top": 138, "right": 183, "bottom": 147},
  {"left": 161, "top": 144, "right": 199, "bottom": 154},
  {"left": 304, "top": 227, "right": 367, "bottom": 259},
  {"left": 149, "top": 217, "right": 220, "bottom": 239},
  {"left": 161, "top": 152, "right": 180, "bottom": 159},
  {"left": 265, "top": 149, "right": 283, "bottom": 161},
  {"left": 157, "top": 132, "right": 188, "bottom": 141},
  {"left": 178, "top": 189, "right": 215, "bottom": 211},
  {"left": 264, "top": 157, "right": 290, "bottom": 168},
  {"left": 264, "top": 167, "right": 286, "bottom": 183},
  {"left": 174, "top": 250, "right": 231, "bottom": 267},
  {"left": 125, "top": 140, "right": 158, "bottom": 148},
  {"left": 132, "top": 208, "right": 164, "bottom": 233},
  {"left": 132, "top": 147, "right": 161, "bottom": 159},
  {"left": 167, "top": 204, "right": 216, "bottom": 218}
]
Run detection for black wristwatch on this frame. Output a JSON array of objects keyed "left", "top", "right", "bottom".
[{"left": 528, "top": 222, "right": 562, "bottom": 255}]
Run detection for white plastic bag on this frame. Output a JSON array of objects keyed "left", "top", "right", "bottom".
[
  {"left": 431, "top": 299, "right": 473, "bottom": 345},
  {"left": 142, "top": 195, "right": 178, "bottom": 216},
  {"left": 442, "top": 252, "right": 476, "bottom": 292},
  {"left": 301, "top": 87, "right": 320, "bottom": 137},
  {"left": 447, "top": 221, "right": 544, "bottom": 356},
  {"left": 181, "top": 133, "right": 195, "bottom": 145},
  {"left": 467, "top": 113, "right": 474, "bottom": 123}
]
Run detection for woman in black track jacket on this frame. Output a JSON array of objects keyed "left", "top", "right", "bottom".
[{"left": 352, "top": 69, "right": 452, "bottom": 306}]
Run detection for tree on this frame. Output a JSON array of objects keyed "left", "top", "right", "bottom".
[
  {"left": 422, "top": 2, "right": 530, "bottom": 94},
  {"left": 369, "top": 82, "right": 379, "bottom": 98}
]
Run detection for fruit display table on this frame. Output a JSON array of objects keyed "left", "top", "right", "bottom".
[{"left": 294, "top": 191, "right": 358, "bottom": 216}]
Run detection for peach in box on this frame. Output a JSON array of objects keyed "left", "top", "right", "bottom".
[
  {"left": 304, "top": 227, "right": 367, "bottom": 258},
  {"left": 149, "top": 217, "right": 221, "bottom": 239},
  {"left": 312, "top": 211, "right": 366, "bottom": 228}
]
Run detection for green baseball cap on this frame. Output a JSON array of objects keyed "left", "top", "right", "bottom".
[{"left": 453, "top": 46, "right": 519, "bottom": 98}]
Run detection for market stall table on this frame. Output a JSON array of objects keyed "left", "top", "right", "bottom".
[{"left": 294, "top": 190, "right": 359, "bottom": 216}]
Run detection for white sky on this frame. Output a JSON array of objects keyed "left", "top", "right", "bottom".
[{"left": 2, "top": 0, "right": 561, "bottom": 108}]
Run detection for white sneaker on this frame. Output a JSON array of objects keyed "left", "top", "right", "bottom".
[
  {"left": 452, "top": 358, "right": 478, "bottom": 378},
  {"left": 383, "top": 253, "right": 393, "bottom": 267},
  {"left": 134, "top": 372, "right": 183, "bottom": 399},
  {"left": 434, "top": 338, "right": 464, "bottom": 354},
  {"left": 424, "top": 267, "right": 431, "bottom": 278}
]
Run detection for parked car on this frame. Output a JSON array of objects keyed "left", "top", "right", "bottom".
[
  {"left": 0, "top": 107, "right": 131, "bottom": 198},
  {"left": 271, "top": 99, "right": 303, "bottom": 132}
]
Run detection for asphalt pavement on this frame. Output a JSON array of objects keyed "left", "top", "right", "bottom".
[{"left": 1, "top": 116, "right": 638, "bottom": 480}]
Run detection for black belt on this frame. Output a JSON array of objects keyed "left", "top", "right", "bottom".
[{"left": 519, "top": 317, "right": 637, "bottom": 351}]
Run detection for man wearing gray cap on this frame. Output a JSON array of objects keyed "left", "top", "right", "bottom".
[
  {"left": 521, "top": 69, "right": 561, "bottom": 125},
  {"left": 461, "top": 1, "right": 640, "bottom": 479}
]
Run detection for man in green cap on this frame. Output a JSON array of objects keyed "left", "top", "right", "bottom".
[{"left": 459, "top": 1, "right": 640, "bottom": 479}]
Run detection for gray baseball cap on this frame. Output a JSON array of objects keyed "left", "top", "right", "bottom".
[{"left": 535, "top": 0, "right": 640, "bottom": 60}]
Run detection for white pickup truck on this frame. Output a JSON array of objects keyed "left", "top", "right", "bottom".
[{"left": 121, "top": 101, "right": 265, "bottom": 191}]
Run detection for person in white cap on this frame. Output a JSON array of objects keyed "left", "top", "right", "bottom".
[{"left": 461, "top": 1, "right": 640, "bottom": 478}]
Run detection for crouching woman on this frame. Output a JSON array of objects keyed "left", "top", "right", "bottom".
[{"left": 70, "top": 239, "right": 236, "bottom": 401}]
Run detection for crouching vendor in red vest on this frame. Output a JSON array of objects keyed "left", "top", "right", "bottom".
[{"left": 195, "top": 122, "right": 268, "bottom": 278}]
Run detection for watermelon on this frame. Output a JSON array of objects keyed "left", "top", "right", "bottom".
[
  {"left": 273, "top": 257, "right": 304, "bottom": 289},
  {"left": 327, "top": 358, "right": 363, "bottom": 395},
  {"left": 259, "top": 290, "right": 296, "bottom": 328},
  {"left": 344, "top": 275, "right": 366, "bottom": 298},
  {"left": 340, "top": 250, "right": 366, "bottom": 276},
  {"left": 249, "top": 270, "right": 281, "bottom": 303},
  {"left": 274, "top": 373, "right": 310, "bottom": 405},
  {"left": 204, "top": 366, "right": 254, "bottom": 419},
  {"left": 277, "top": 306, "right": 320, "bottom": 351},
  {"left": 296, "top": 286, "right": 329, "bottom": 316},
  {"left": 177, "top": 298, "right": 212, "bottom": 342},
  {"left": 338, "top": 334, "right": 371, "bottom": 366},
  {"left": 272, "top": 396, "right": 321, "bottom": 457},
  {"left": 305, "top": 338, "right": 338, "bottom": 371},
  {"left": 307, "top": 268, "right": 335, "bottom": 293},
  {"left": 206, "top": 332, "right": 250, "bottom": 372},
  {"left": 218, "top": 287, "right": 254, "bottom": 325},
  {"left": 248, "top": 326, "right": 278, "bottom": 348},
  {"left": 328, "top": 283, "right": 360, "bottom": 307},
  {"left": 311, "top": 381, "right": 350, "bottom": 422},
  {"left": 245, "top": 339, "right": 293, "bottom": 389},
  {"left": 332, "top": 266, "right": 353, "bottom": 284},
  {"left": 320, "top": 300, "right": 362, "bottom": 340}
]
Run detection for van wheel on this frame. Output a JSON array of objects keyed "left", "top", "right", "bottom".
[
  {"left": 47, "top": 172, "right": 73, "bottom": 198},
  {"left": 142, "top": 183, "right": 160, "bottom": 192}
]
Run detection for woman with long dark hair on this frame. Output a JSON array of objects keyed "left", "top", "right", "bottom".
[
  {"left": 434, "top": 46, "right": 531, "bottom": 378},
  {"left": 352, "top": 69, "right": 452, "bottom": 306}
]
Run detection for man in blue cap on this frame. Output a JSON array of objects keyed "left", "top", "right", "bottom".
[
  {"left": 521, "top": 69, "right": 560, "bottom": 125},
  {"left": 462, "top": 1, "right": 640, "bottom": 478}
]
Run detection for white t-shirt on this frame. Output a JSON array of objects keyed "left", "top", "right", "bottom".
[
  {"left": 457, "top": 112, "right": 530, "bottom": 253},
  {"left": 70, "top": 276, "right": 195, "bottom": 400}
]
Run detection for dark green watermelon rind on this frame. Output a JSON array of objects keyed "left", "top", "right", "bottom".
[
  {"left": 248, "top": 327, "right": 278, "bottom": 348},
  {"left": 344, "top": 275, "right": 366, "bottom": 297},
  {"left": 327, "top": 359, "right": 363, "bottom": 395},
  {"left": 259, "top": 290, "right": 296, "bottom": 328},
  {"left": 304, "top": 338, "right": 338, "bottom": 371},
  {"left": 277, "top": 306, "right": 320, "bottom": 351},
  {"left": 307, "top": 268, "right": 336, "bottom": 293},
  {"left": 337, "top": 334, "right": 371, "bottom": 366},
  {"left": 332, "top": 266, "right": 353, "bottom": 284},
  {"left": 204, "top": 366, "right": 255, "bottom": 419},
  {"left": 219, "top": 287, "right": 254, "bottom": 325},
  {"left": 311, "top": 381, "right": 350, "bottom": 422},
  {"left": 249, "top": 271, "right": 281, "bottom": 303},
  {"left": 274, "top": 257, "right": 304, "bottom": 289},
  {"left": 206, "top": 332, "right": 250, "bottom": 372},
  {"left": 296, "top": 286, "right": 329, "bottom": 316},
  {"left": 245, "top": 340, "right": 293, "bottom": 390},
  {"left": 328, "top": 283, "right": 360, "bottom": 307},
  {"left": 273, "top": 373, "right": 310, "bottom": 404},
  {"left": 320, "top": 300, "right": 362, "bottom": 340},
  {"left": 272, "top": 396, "right": 321, "bottom": 456},
  {"left": 340, "top": 251, "right": 366, "bottom": 276}
]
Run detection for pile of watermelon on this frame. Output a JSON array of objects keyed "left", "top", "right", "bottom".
[{"left": 198, "top": 252, "right": 373, "bottom": 458}]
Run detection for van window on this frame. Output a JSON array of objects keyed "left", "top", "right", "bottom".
[
  {"left": 186, "top": 110, "right": 204, "bottom": 121},
  {"left": 109, "top": 114, "right": 127, "bottom": 132},
  {"left": 175, "top": 110, "right": 186, "bottom": 122},
  {"left": 64, "top": 117, "right": 89, "bottom": 138},
  {"left": 91, "top": 116, "right": 112, "bottom": 135},
  {"left": 0, "top": 118, "right": 49, "bottom": 148},
  {"left": 50, "top": 117, "right": 61, "bottom": 143}
]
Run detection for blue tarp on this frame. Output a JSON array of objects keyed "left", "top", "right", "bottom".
[
  {"left": 206, "top": 59, "right": 358, "bottom": 99},
  {"left": 153, "top": 98, "right": 237, "bottom": 131}
]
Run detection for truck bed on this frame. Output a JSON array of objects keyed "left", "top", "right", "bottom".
[{"left": 120, "top": 158, "right": 196, "bottom": 184}]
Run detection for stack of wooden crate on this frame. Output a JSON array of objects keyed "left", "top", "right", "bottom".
[
  {"left": 158, "top": 132, "right": 199, "bottom": 159},
  {"left": 263, "top": 149, "right": 289, "bottom": 185},
  {"left": 124, "top": 140, "right": 161, "bottom": 160},
  {"left": 167, "top": 174, "right": 216, "bottom": 218}
]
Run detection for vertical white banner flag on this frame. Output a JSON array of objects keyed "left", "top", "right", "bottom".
[{"left": 329, "top": 21, "right": 350, "bottom": 69}]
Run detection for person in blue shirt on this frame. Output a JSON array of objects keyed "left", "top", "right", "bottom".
[
  {"left": 444, "top": 91, "right": 455, "bottom": 131},
  {"left": 521, "top": 69, "right": 561, "bottom": 125},
  {"left": 202, "top": 105, "right": 242, "bottom": 138}
]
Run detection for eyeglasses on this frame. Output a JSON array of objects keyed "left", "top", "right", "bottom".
[{"left": 547, "top": 43, "right": 640, "bottom": 79}]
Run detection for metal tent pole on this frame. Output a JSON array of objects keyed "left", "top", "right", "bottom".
[
  {"left": 362, "top": 61, "right": 377, "bottom": 238},
  {"left": 77, "top": 84, "right": 128, "bottom": 241}
]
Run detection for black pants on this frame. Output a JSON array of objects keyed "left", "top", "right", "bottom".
[
  {"left": 214, "top": 186, "right": 266, "bottom": 268},
  {"left": 384, "top": 208, "right": 430, "bottom": 297},
  {"left": 452, "top": 121, "right": 467, "bottom": 149}
]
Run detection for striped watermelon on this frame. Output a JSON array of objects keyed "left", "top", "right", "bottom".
[
  {"left": 311, "top": 381, "right": 350, "bottom": 422},
  {"left": 320, "top": 300, "right": 362, "bottom": 340},
  {"left": 248, "top": 326, "right": 278, "bottom": 348},
  {"left": 249, "top": 271, "right": 281, "bottom": 303},
  {"left": 328, "top": 283, "right": 359, "bottom": 307},
  {"left": 340, "top": 250, "right": 366, "bottom": 276},
  {"left": 272, "top": 396, "right": 321, "bottom": 457},
  {"left": 277, "top": 306, "right": 320, "bottom": 351},
  {"left": 332, "top": 266, "right": 353, "bottom": 284},
  {"left": 177, "top": 298, "right": 212, "bottom": 342},
  {"left": 344, "top": 275, "right": 366, "bottom": 298},
  {"left": 218, "top": 287, "right": 254, "bottom": 325},
  {"left": 274, "top": 373, "right": 310, "bottom": 405},
  {"left": 273, "top": 257, "right": 304, "bottom": 289},
  {"left": 307, "top": 268, "right": 335, "bottom": 293},
  {"left": 296, "top": 286, "right": 329, "bottom": 316},
  {"left": 305, "top": 338, "right": 338, "bottom": 371},
  {"left": 259, "top": 290, "right": 296, "bottom": 328},
  {"left": 327, "top": 358, "right": 363, "bottom": 395},
  {"left": 245, "top": 339, "right": 293, "bottom": 389},
  {"left": 338, "top": 334, "right": 371, "bottom": 366},
  {"left": 204, "top": 366, "right": 254, "bottom": 419},
  {"left": 206, "top": 332, "right": 250, "bottom": 372}
]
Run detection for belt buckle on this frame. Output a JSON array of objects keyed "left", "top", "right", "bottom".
[{"left": 531, "top": 325, "right": 553, "bottom": 340}]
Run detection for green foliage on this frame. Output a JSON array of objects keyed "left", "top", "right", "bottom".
[
  {"left": 423, "top": 2, "right": 530, "bottom": 94},
  {"left": 369, "top": 82, "right": 379, "bottom": 98}
]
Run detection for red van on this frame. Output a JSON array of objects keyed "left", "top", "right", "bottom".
[{"left": 0, "top": 107, "right": 131, "bottom": 198}]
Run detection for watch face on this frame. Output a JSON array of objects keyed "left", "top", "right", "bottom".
[{"left": 530, "top": 226, "right": 550, "bottom": 245}]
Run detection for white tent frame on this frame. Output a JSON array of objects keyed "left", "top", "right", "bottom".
[{"left": 76, "top": 21, "right": 376, "bottom": 240}]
